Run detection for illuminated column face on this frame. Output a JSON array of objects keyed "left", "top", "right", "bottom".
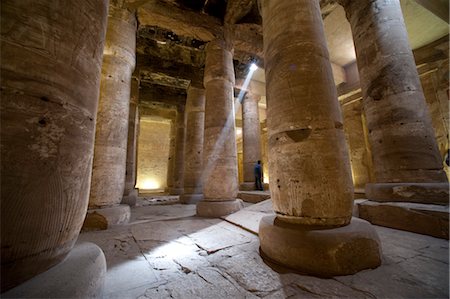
[
  {"left": 196, "top": 39, "right": 242, "bottom": 217},
  {"left": 84, "top": 4, "right": 136, "bottom": 229},
  {"left": 338, "top": 0, "right": 449, "bottom": 203},
  {"left": 258, "top": 0, "right": 381, "bottom": 277}
]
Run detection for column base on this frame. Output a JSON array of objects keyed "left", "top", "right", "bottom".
[
  {"left": 180, "top": 193, "right": 204, "bottom": 204},
  {"left": 366, "top": 182, "right": 449, "bottom": 205},
  {"left": 240, "top": 182, "right": 256, "bottom": 191},
  {"left": 121, "top": 189, "right": 138, "bottom": 206},
  {"left": 83, "top": 204, "right": 131, "bottom": 231},
  {"left": 259, "top": 216, "right": 382, "bottom": 277},
  {"left": 197, "top": 199, "right": 243, "bottom": 218},
  {"left": 168, "top": 187, "right": 184, "bottom": 195},
  {"left": 2, "top": 242, "right": 106, "bottom": 298}
]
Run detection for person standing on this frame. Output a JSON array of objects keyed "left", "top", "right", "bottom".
[{"left": 254, "top": 160, "right": 263, "bottom": 191}]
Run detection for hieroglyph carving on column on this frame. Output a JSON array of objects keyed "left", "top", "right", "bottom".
[
  {"left": 197, "top": 39, "right": 242, "bottom": 217},
  {"left": 1, "top": 0, "right": 108, "bottom": 291},
  {"left": 258, "top": 0, "right": 381, "bottom": 277},
  {"left": 180, "top": 86, "right": 206, "bottom": 204},
  {"left": 337, "top": 0, "right": 449, "bottom": 203},
  {"left": 84, "top": 4, "right": 137, "bottom": 229}
]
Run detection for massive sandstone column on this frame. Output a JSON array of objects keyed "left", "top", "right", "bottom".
[
  {"left": 258, "top": 0, "right": 381, "bottom": 276},
  {"left": 180, "top": 86, "right": 206, "bottom": 204},
  {"left": 168, "top": 105, "right": 186, "bottom": 195},
  {"left": 338, "top": 0, "right": 449, "bottom": 203},
  {"left": 197, "top": 39, "right": 242, "bottom": 217},
  {"left": 240, "top": 92, "right": 262, "bottom": 191},
  {"left": 122, "top": 77, "right": 140, "bottom": 206},
  {"left": 1, "top": 0, "right": 108, "bottom": 291},
  {"left": 84, "top": 5, "right": 136, "bottom": 229}
]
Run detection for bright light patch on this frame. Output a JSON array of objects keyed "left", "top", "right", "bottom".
[
  {"left": 250, "top": 63, "right": 258, "bottom": 72},
  {"left": 141, "top": 179, "right": 160, "bottom": 190},
  {"left": 236, "top": 128, "right": 242, "bottom": 135}
]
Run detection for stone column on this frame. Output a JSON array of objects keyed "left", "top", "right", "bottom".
[
  {"left": 84, "top": 5, "right": 136, "bottom": 229},
  {"left": 180, "top": 86, "right": 206, "bottom": 204},
  {"left": 168, "top": 105, "right": 186, "bottom": 195},
  {"left": 1, "top": 0, "right": 108, "bottom": 291},
  {"left": 240, "top": 92, "right": 262, "bottom": 191},
  {"left": 166, "top": 118, "right": 177, "bottom": 192},
  {"left": 122, "top": 77, "right": 140, "bottom": 206},
  {"left": 258, "top": 0, "right": 381, "bottom": 277},
  {"left": 197, "top": 39, "right": 242, "bottom": 217},
  {"left": 338, "top": 0, "right": 449, "bottom": 204}
]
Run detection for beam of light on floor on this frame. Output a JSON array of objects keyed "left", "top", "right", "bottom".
[{"left": 201, "top": 64, "right": 258, "bottom": 185}]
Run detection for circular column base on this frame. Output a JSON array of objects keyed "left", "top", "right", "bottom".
[
  {"left": 366, "top": 182, "right": 449, "bottom": 205},
  {"left": 196, "top": 199, "right": 243, "bottom": 218},
  {"left": 83, "top": 204, "right": 131, "bottom": 231},
  {"left": 239, "top": 182, "right": 258, "bottom": 191},
  {"left": 259, "top": 216, "right": 382, "bottom": 277},
  {"left": 121, "top": 189, "right": 138, "bottom": 207},
  {"left": 168, "top": 187, "right": 184, "bottom": 195},
  {"left": 3, "top": 242, "right": 106, "bottom": 298},
  {"left": 180, "top": 193, "right": 204, "bottom": 204}
]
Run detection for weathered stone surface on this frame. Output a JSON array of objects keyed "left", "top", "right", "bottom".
[
  {"left": 3, "top": 242, "right": 106, "bottom": 298},
  {"left": 89, "top": 5, "right": 136, "bottom": 211},
  {"left": 341, "top": 99, "right": 373, "bottom": 190},
  {"left": 181, "top": 86, "right": 205, "bottom": 204},
  {"left": 78, "top": 201, "right": 448, "bottom": 298},
  {"left": 198, "top": 39, "right": 241, "bottom": 217},
  {"left": 241, "top": 92, "right": 262, "bottom": 190},
  {"left": 262, "top": 0, "right": 354, "bottom": 226},
  {"left": 169, "top": 105, "right": 186, "bottom": 195},
  {"left": 259, "top": 216, "right": 382, "bottom": 277},
  {"left": 366, "top": 182, "right": 449, "bottom": 205},
  {"left": 123, "top": 77, "right": 140, "bottom": 202},
  {"left": 83, "top": 205, "right": 131, "bottom": 231},
  {"left": 197, "top": 199, "right": 244, "bottom": 218},
  {"left": 358, "top": 200, "right": 449, "bottom": 239},
  {"left": 338, "top": 0, "right": 447, "bottom": 184},
  {"left": 0, "top": 0, "right": 108, "bottom": 291},
  {"left": 237, "top": 191, "right": 271, "bottom": 203},
  {"left": 137, "top": 116, "right": 173, "bottom": 191}
]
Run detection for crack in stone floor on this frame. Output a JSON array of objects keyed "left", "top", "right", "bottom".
[{"left": 77, "top": 197, "right": 449, "bottom": 299}]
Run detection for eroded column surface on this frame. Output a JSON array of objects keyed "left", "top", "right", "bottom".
[
  {"left": 180, "top": 86, "right": 206, "bottom": 204},
  {"left": 122, "top": 77, "right": 140, "bottom": 206},
  {"left": 258, "top": 0, "right": 381, "bottom": 277},
  {"left": 197, "top": 39, "right": 242, "bottom": 217},
  {"left": 166, "top": 118, "right": 177, "bottom": 192},
  {"left": 0, "top": 0, "right": 108, "bottom": 291},
  {"left": 240, "top": 92, "right": 262, "bottom": 191},
  {"left": 169, "top": 105, "right": 186, "bottom": 195},
  {"left": 339, "top": 0, "right": 449, "bottom": 203},
  {"left": 84, "top": 5, "right": 136, "bottom": 229}
]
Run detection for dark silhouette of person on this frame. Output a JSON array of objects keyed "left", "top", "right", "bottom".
[{"left": 254, "top": 160, "right": 263, "bottom": 191}]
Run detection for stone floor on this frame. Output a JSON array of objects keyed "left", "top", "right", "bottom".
[{"left": 78, "top": 197, "right": 449, "bottom": 299}]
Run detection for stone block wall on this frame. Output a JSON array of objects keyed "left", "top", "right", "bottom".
[{"left": 136, "top": 118, "right": 172, "bottom": 192}]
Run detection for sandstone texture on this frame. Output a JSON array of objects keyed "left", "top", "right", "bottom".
[
  {"left": 89, "top": 5, "right": 136, "bottom": 210},
  {"left": 0, "top": 0, "right": 108, "bottom": 291},
  {"left": 180, "top": 86, "right": 206, "bottom": 204},
  {"left": 263, "top": 0, "right": 354, "bottom": 227}
]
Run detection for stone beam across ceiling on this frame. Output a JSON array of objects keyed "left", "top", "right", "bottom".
[
  {"left": 136, "top": 53, "right": 204, "bottom": 86},
  {"left": 137, "top": 0, "right": 264, "bottom": 62},
  {"left": 139, "top": 82, "right": 187, "bottom": 107}
]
